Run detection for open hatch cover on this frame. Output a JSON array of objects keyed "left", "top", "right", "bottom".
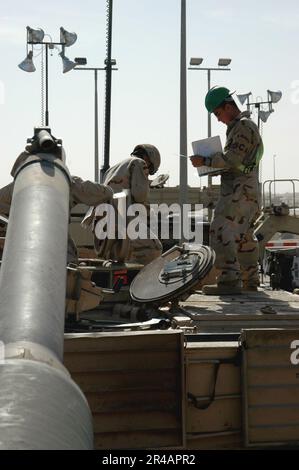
[{"left": 130, "top": 244, "right": 215, "bottom": 305}]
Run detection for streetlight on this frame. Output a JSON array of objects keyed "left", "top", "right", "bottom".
[
  {"left": 74, "top": 61, "right": 118, "bottom": 182},
  {"left": 189, "top": 57, "right": 231, "bottom": 137},
  {"left": 18, "top": 26, "right": 78, "bottom": 126},
  {"left": 189, "top": 57, "right": 232, "bottom": 220},
  {"left": 236, "top": 89, "right": 282, "bottom": 132},
  {"left": 180, "top": 0, "right": 188, "bottom": 234},
  {"left": 236, "top": 90, "right": 282, "bottom": 196},
  {"left": 102, "top": 0, "right": 114, "bottom": 184}
]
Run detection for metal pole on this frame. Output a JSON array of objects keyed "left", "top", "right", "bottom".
[
  {"left": 101, "top": 0, "right": 113, "bottom": 183},
  {"left": 94, "top": 69, "right": 99, "bottom": 182},
  {"left": 207, "top": 69, "right": 211, "bottom": 137},
  {"left": 207, "top": 69, "right": 212, "bottom": 222},
  {"left": 273, "top": 154, "right": 276, "bottom": 200},
  {"left": 256, "top": 104, "right": 263, "bottom": 199},
  {"left": 45, "top": 44, "right": 49, "bottom": 126},
  {"left": 188, "top": 65, "right": 231, "bottom": 222},
  {"left": 180, "top": 0, "right": 188, "bottom": 241},
  {"left": 257, "top": 108, "right": 261, "bottom": 133}
]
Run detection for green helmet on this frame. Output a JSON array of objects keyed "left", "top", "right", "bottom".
[{"left": 205, "top": 86, "right": 233, "bottom": 112}]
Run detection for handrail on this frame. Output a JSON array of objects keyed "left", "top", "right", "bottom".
[{"left": 262, "top": 179, "right": 299, "bottom": 216}]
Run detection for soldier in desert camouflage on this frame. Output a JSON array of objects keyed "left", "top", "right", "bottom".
[
  {"left": 0, "top": 145, "right": 113, "bottom": 263},
  {"left": 0, "top": 143, "right": 115, "bottom": 314},
  {"left": 83, "top": 144, "right": 162, "bottom": 265},
  {"left": 191, "top": 86, "right": 263, "bottom": 295}
]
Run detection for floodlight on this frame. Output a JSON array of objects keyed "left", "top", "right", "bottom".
[
  {"left": 268, "top": 90, "right": 282, "bottom": 103},
  {"left": 259, "top": 110, "right": 273, "bottom": 123},
  {"left": 236, "top": 92, "right": 252, "bottom": 105},
  {"left": 218, "top": 58, "right": 231, "bottom": 66},
  {"left": 60, "top": 27, "right": 77, "bottom": 47},
  {"left": 190, "top": 57, "right": 203, "bottom": 66},
  {"left": 59, "top": 52, "right": 77, "bottom": 73},
  {"left": 18, "top": 50, "right": 36, "bottom": 73},
  {"left": 27, "top": 26, "right": 45, "bottom": 43}
]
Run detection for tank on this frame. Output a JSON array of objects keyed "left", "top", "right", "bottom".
[{"left": 1, "top": 140, "right": 299, "bottom": 450}]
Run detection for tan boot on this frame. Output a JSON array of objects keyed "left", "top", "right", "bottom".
[
  {"left": 202, "top": 282, "right": 242, "bottom": 295},
  {"left": 242, "top": 283, "right": 258, "bottom": 292}
]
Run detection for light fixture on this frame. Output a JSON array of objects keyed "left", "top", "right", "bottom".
[
  {"left": 74, "top": 57, "right": 87, "bottom": 65},
  {"left": 18, "top": 50, "right": 36, "bottom": 73},
  {"left": 27, "top": 26, "right": 44, "bottom": 43},
  {"left": 218, "top": 58, "right": 231, "bottom": 66},
  {"left": 59, "top": 51, "right": 77, "bottom": 73},
  {"left": 189, "top": 57, "right": 203, "bottom": 66},
  {"left": 19, "top": 26, "right": 80, "bottom": 126},
  {"left": 236, "top": 92, "right": 252, "bottom": 105},
  {"left": 259, "top": 109, "right": 273, "bottom": 123},
  {"left": 268, "top": 90, "right": 282, "bottom": 103},
  {"left": 104, "top": 58, "right": 117, "bottom": 66},
  {"left": 60, "top": 27, "right": 77, "bottom": 47}
]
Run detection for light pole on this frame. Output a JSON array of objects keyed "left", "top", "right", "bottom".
[
  {"left": 74, "top": 63, "right": 118, "bottom": 182},
  {"left": 273, "top": 154, "right": 276, "bottom": 200},
  {"left": 102, "top": 0, "right": 114, "bottom": 183},
  {"left": 189, "top": 57, "right": 231, "bottom": 139},
  {"left": 236, "top": 90, "right": 282, "bottom": 199},
  {"left": 180, "top": 0, "right": 188, "bottom": 230},
  {"left": 18, "top": 26, "right": 78, "bottom": 126},
  {"left": 189, "top": 57, "right": 232, "bottom": 219},
  {"left": 236, "top": 90, "right": 282, "bottom": 132}
]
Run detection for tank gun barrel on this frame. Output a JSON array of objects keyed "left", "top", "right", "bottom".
[
  {"left": 0, "top": 128, "right": 93, "bottom": 449},
  {"left": 36, "top": 128, "right": 56, "bottom": 151},
  {"left": 27, "top": 126, "right": 62, "bottom": 153}
]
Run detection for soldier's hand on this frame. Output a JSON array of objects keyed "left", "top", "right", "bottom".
[{"left": 190, "top": 155, "right": 205, "bottom": 167}]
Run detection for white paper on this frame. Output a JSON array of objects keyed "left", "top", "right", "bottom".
[{"left": 192, "top": 136, "right": 225, "bottom": 177}]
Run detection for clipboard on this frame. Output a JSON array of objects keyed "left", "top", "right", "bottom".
[{"left": 192, "top": 136, "right": 225, "bottom": 176}]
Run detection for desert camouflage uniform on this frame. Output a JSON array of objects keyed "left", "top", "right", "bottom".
[
  {"left": 0, "top": 151, "right": 113, "bottom": 263},
  {"left": 90, "top": 156, "right": 162, "bottom": 265},
  {"left": 208, "top": 111, "right": 263, "bottom": 286},
  {"left": 0, "top": 183, "right": 13, "bottom": 216}
]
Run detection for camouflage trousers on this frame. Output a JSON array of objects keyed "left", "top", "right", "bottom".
[
  {"left": 210, "top": 198, "right": 260, "bottom": 286},
  {"left": 94, "top": 227, "right": 162, "bottom": 266}
]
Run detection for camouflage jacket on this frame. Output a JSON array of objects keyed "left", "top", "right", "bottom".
[
  {"left": 103, "top": 156, "right": 150, "bottom": 204},
  {"left": 210, "top": 111, "right": 263, "bottom": 205},
  {"left": 0, "top": 152, "right": 113, "bottom": 215}
]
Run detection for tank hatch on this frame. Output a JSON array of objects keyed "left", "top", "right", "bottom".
[{"left": 130, "top": 243, "right": 215, "bottom": 304}]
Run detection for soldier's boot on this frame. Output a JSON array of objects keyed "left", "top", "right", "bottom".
[
  {"left": 202, "top": 281, "right": 242, "bottom": 296},
  {"left": 242, "top": 282, "right": 259, "bottom": 292}
]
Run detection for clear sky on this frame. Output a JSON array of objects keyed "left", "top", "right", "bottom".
[{"left": 0, "top": 0, "right": 298, "bottom": 193}]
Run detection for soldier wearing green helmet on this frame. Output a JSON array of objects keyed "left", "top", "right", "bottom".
[
  {"left": 205, "top": 86, "right": 234, "bottom": 113},
  {"left": 191, "top": 86, "right": 264, "bottom": 295}
]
